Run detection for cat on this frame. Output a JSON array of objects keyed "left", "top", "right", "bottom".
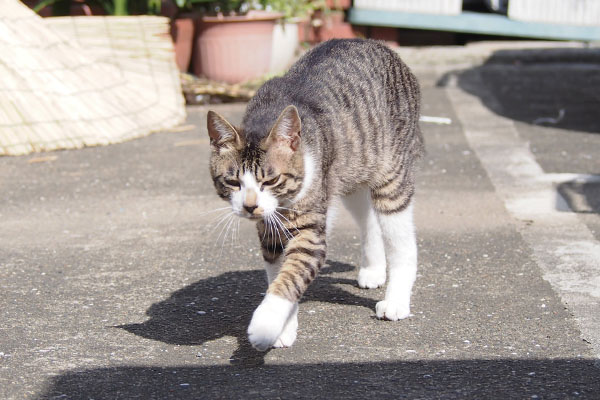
[{"left": 206, "top": 38, "right": 424, "bottom": 351}]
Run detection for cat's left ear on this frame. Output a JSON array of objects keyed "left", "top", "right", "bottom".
[{"left": 267, "top": 105, "right": 301, "bottom": 151}]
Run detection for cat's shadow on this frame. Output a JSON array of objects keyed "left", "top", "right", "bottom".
[{"left": 118, "top": 261, "right": 375, "bottom": 365}]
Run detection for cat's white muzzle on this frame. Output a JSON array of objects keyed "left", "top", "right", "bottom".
[{"left": 231, "top": 171, "right": 278, "bottom": 220}]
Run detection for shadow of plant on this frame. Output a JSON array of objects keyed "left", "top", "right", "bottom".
[{"left": 118, "top": 261, "right": 375, "bottom": 365}]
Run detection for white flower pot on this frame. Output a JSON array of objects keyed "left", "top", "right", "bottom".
[{"left": 270, "top": 22, "right": 299, "bottom": 73}]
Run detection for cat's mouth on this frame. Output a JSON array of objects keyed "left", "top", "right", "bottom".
[{"left": 236, "top": 208, "right": 265, "bottom": 220}]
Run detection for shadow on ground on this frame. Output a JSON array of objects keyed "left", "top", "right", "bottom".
[
  {"left": 118, "top": 261, "right": 374, "bottom": 365},
  {"left": 38, "top": 359, "right": 600, "bottom": 399},
  {"left": 558, "top": 179, "right": 600, "bottom": 214},
  {"left": 438, "top": 48, "right": 600, "bottom": 134},
  {"left": 438, "top": 47, "right": 600, "bottom": 215}
]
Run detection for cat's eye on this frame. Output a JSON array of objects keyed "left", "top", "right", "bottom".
[
  {"left": 262, "top": 176, "right": 280, "bottom": 187},
  {"left": 223, "top": 178, "right": 240, "bottom": 188}
]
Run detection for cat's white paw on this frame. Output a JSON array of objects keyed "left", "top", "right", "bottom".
[
  {"left": 375, "top": 300, "right": 411, "bottom": 321},
  {"left": 273, "top": 315, "right": 298, "bottom": 348},
  {"left": 357, "top": 267, "right": 386, "bottom": 289},
  {"left": 247, "top": 294, "right": 295, "bottom": 351}
]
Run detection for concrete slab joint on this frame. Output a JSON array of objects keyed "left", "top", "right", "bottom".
[{"left": 444, "top": 66, "right": 600, "bottom": 363}]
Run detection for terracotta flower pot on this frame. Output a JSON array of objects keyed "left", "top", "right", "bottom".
[
  {"left": 298, "top": 17, "right": 317, "bottom": 43},
  {"left": 314, "top": 10, "right": 355, "bottom": 42},
  {"left": 326, "top": 0, "right": 351, "bottom": 10},
  {"left": 170, "top": 15, "right": 194, "bottom": 73},
  {"left": 193, "top": 11, "right": 281, "bottom": 84}
]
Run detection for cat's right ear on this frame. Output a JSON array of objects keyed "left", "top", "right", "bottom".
[{"left": 207, "top": 110, "right": 242, "bottom": 151}]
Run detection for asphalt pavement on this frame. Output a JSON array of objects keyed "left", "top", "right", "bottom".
[{"left": 1, "top": 42, "right": 599, "bottom": 399}]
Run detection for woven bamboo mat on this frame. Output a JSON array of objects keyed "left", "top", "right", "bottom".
[
  {"left": 0, "top": 0, "right": 185, "bottom": 156},
  {"left": 180, "top": 73, "right": 278, "bottom": 105}
]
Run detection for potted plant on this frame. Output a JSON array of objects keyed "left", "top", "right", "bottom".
[
  {"left": 263, "top": 0, "right": 318, "bottom": 73},
  {"left": 159, "top": 0, "right": 195, "bottom": 72},
  {"left": 290, "top": 0, "right": 355, "bottom": 44},
  {"left": 177, "top": 0, "right": 282, "bottom": 84},
  {"left": 31, "top": 0, "right": 162, "bottom": 15},
  {"left": 30, "top": 0, "right": 106, "bottom": 15},
  {"left": 30, "top": 0, "right": 195, "bottom": 73},
  {"left": 312, "top": 0, "right": 355, "bottom": 42}
]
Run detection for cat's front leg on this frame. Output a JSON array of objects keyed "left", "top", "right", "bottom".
[
  {"left": 248, "top": 214, "right": 326, "bottom": 350},
  {"left": 272, "top": 302, "right": 298, "bottom": 348},
  {"left": 247, "top": 293, "right": 297, "bottom": 351},
  {"left": 256, "top": 257, "right": 299, "bottom": 349}
]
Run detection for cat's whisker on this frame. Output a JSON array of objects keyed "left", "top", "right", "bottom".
[
  {"left": 273, "top": 214, "right": 298, "bottom": 241},
  {"left": 207, "top": 216, "right": 231, "bottom": 245},
  {"left": 209, "top": 210, "right": 235, "bottom": 234},
  {"left": 263, "top": 215, "right": 270, "bottom": 243},
  {"left": 201, "top": 208, "right": 235, "bottom": 234},
  {"left": 274, "top": 210, "right": 300, "bottom": 236},
  {"left": 276, "top": 206, "right": 300, "bottom": 211},
  {"left": 214, "top": 212, "right": 232, "bottom": 242},
  {"left": 234, "top": 216, "right": 241, "bottom": 247},
  {"left": 272, "top": 215, "right": 285, "bottom": 251},
  {"left": 224, "top": 213, "right": 234, "bottom": 250},
  {"left": 214, "top": 213, "right": 234, "bottom": 252},
  {"left": 268, "top": 215, "right": 280, "bottom": 256},
  {"left": 198, "top": 206, "right": 232, "bottom": 218},
  {"left": 229, "top": 215, "right": 238, "bottom": 251},
  {"left": 201, "top": 210, "right": 233, "bottom": 257},
  {"left": 262, "top": 219, "right": 269, "bottom": 241},
  {"left": 275, "top": 207, "right": 299, "bottom": 221},
  {"left": 268, "top": 215, "right": 275, "bottom": 244},
  {"left": 218, "top": 213, "right": 237, "bottom": 257},
  {"left": 272, "top": 213, "right": 293, "bottom": 241},
  {"left": 276, "top": 206, "right": 302, "bottom": 215},
  {"left": 210, "top": 208, "right": 233, "bottom": 223},
  {"left": 265, "top": 215, "right": 273, "bottom": 254},
  {"left": 271, "top": 214, "right": 283, "bottom": 240}
]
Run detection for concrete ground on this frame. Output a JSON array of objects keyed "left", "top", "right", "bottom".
[{"left": 1, "top": 42, "right": 599, "bottom": 399}]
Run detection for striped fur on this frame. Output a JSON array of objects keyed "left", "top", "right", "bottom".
[{"left": 207, "top": 39, "right": 423, "bottom": 348}]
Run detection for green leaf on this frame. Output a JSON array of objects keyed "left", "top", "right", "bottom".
[{"left": 32, "top": 0, "right": 59, "bottom": 12}]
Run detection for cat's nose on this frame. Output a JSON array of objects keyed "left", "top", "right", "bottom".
[{"left": 244, "top": 204, "right": 258, "bottom": 214}]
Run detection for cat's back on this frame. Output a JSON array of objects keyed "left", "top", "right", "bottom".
[
  {"left": 288, "top": 38, "right": 393, "bottom": 78},
  {"left": 243, "top": 39, "right": 423, "bottom": 194},
  {"left": 284, "top": 39, "right": 409, "bottom": 102},
  {"left": 244, "top": 39, "right": 421, "bottom": 165},
  {"left": 285, "top": 39, "right": 420, "bottom": 144}
]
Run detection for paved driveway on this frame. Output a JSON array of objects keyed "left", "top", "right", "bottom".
[{"left": 1, "top": 44, "right": 599, "bottom": 399}]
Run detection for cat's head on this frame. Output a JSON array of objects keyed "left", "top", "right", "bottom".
[{"left": 207, "top": 105, "right": 308, "bottom": 220}]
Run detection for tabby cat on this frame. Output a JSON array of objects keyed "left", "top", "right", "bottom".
[{"left": 207, "top": 39, "right": 424, "bottom": 351}]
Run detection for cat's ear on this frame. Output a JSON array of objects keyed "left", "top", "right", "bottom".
[
  {"left": 207, "top": 110, "right": 242, "bottom": 151},
  {"left": 267, "top": 105, "right": 301, "bottom": 151}
]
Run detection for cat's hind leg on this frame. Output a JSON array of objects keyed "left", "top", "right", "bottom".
[
  {"left": 374, "top": 202, "right": 416, "bottom": 320},
  {"left": 370, "top": 182, "right": 417, "bottom": 320},
  {"left": 342, "top": 188, "right": 387, "bottom": 289}
]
